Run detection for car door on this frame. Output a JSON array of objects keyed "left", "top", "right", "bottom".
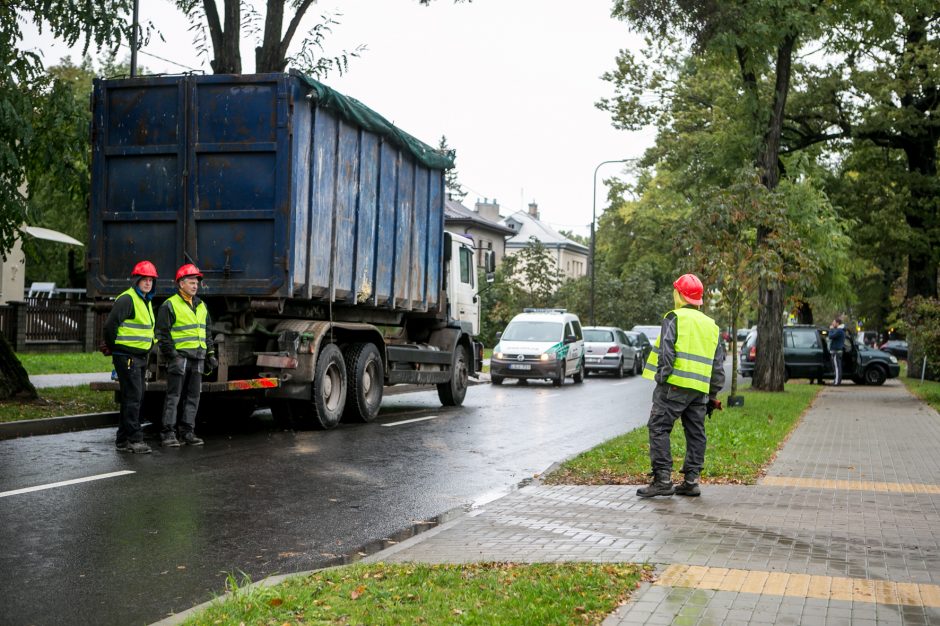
[
  {"left": 786, "top": 328, "right": 825, "bottom": 378},
  {"left": 566, "top": 320, "right": 583, "bottom": 374}
]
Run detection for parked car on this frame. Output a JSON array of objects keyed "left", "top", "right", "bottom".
[
  {"left": 626, "top": 330, "right": 652, "bottom": 361},
  {"left": 738, "top": 325, "right": 900, "bottom": 385},
  {"left": 631, "top": 324, "right": 662, "bottom": 344},
  {"left": 879, "top": 340, "right": 908, "bottom": 360},
  {"left": 582, "top": 326, "right": 645, "bottom": 378},
  {"left": 490, "top": 309, "right": 585, "bottom": 386}
]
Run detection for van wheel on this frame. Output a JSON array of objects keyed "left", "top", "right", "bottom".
[
  {"left": 311, "top": 343, "right": 346, "bottom": 429},
  {"left": 864, "top": 365, "right": 887, "bottom": 386},
  {"left": 438, "top": 344, "right": 469, "bottom": 406},
  {"left": 573, "top": 359, "right": 584, "bottom": 384},
  {"left": 343, "top": 343, "right": 384, "bottom": 423},
  {"left": 552, "top": 361, "right": 564, "bottom": 387},
  {"left": 491, "top": 375, "right": 504, "bottom": 386}
]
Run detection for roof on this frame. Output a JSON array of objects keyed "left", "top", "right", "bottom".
[
  {"left": 501, "top": 210, "right": 589, "bottom": 253},
  {"left": 444, "top": 199, "right": 516, "bottom": 236}
]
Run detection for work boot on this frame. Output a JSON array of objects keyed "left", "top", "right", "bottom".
[
  {"left": 181, "top": 433, "right": 204, "bottom": 446},
  {"left": 674, "top": 473, "right": 701, "bottom": 497},
  {"left": 161, "top": 433, "right": 180, "bottom": 448},
  {"left": 637, "top": 470, "right": 675, "bottom": 498},
  {"left": 118, "top": 440, "right": 151, "bottom": 454}
]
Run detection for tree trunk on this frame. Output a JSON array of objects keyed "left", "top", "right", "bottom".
[
  {"left": 903, "top": 141, "right": 939, "bottom": 299},
  {"left": 0, "top": 335, "right": 37, "bottom": 401},
  {"left": 729, "top": 301, "right": 739, "bottom": 398},
  {"left": 205, "top": 0, "right": 242, "bottom": 74},
  {"left": 255, "top": 0, "right": 314, "bottom": 73}
]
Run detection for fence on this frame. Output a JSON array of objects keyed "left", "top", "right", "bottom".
[{"left": 0, "top": 298, "right": 98, "bottom": 353}]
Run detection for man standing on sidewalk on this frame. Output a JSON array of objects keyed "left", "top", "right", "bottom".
[
  {"left": 639, "top": 273, "right": 725, "bottom": 498},
  {"left": 155, "top": 264, "right": 217, "bottom": 447},
  {"left": 103, "top": 260, "right": 158, "bottom": 454},
  {"left": 828, "top": 317, "right": 846, "bottom": 386}
]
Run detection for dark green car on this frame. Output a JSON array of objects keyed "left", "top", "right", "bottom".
[{"left": 738, "top": 325, "right": 900, "bottom": 385}]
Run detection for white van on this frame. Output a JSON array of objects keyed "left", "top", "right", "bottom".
[{"left": 490, "top": 309, "right": 585, "bottom": 386}]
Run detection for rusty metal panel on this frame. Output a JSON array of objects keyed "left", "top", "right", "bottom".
[
  {"left": 427, "top": 170, "right": 444, "bottom": 311},
  {"left": 308, "top": 108, "right": 338, "bottom": 299},
  {"left": 412, "top": 166, "right": 429, "bottom": 311},
  {"left": 394, "top": 159, "right": 415, "bottom": 309},
  {"left": 355, "top": 133, "right": 380, "bottom": 305},
  {"left": 374, "top": 143, "right": 399, "bottom": 306},
  {"left": 333, "top": 121, "right": 360, "bottom": 302}
]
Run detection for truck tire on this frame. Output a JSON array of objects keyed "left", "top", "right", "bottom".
[
  {"left": 343, "top": 343, "right": 384, "bottom": 423},
  {"left": 437, "top": 344, "right": 469, "bottom": 406},
  {"left": 312, "top": 343, "right": 347, "bottom": 429}
]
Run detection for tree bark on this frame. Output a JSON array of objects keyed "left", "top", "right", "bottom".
[
  {"left": 205, "top": 0, "right": 241, "bottom": 74},
  {"left": 902, "top": 141, "right": 939, "bottom": 299},
  {"left": 256, "top": 0, "right": 314, "bottom": 73},
  {"left": 0, "top": 335, "right": 37, "bottom": 401}
]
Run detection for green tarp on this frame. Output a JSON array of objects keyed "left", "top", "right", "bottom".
[{"left": 295, "top": 71, "right": 455, "bottom": 170}]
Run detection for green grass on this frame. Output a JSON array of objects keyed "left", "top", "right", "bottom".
[
  {"left": 185, "top": 562, "right": 650, "bottom": 626},
  {"left": 17, "top": 352, "right": 112, "bottom": 375},
  {"left": 482, "top": 348, "right": 492, "bottom": 373},
  {"left": 543, "top": 382, "right": 821, "bottom": 485},
  {"left": 901, "top": 365, "right": 940, "bottom": 415},
  {"left": 0, "top": 385, "right": 116, "bottom": 422}
]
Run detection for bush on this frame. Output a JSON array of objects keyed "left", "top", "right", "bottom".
[{"left": 902, "top": 297, "right": 940, "bottom": 381}]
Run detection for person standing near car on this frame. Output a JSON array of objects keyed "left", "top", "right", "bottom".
[
  {"left": 828, "top": 317, "right": 846, "bottom": 386},
  {"left": 638, "top": 273, "right": 725, "bottom": 498},
  {"left": 155, "top": 264, "right": 218, "bottom": 447},
  {"left": 103, "top": 260, "right": 159, "bottom": 454}
]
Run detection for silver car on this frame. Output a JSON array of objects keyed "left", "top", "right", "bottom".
[{"left": 583, "top": 326, "right": 645, "bottom": 378}]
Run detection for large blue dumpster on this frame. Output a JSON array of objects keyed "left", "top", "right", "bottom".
[{"left": 88, "top": 71, "right": 453, "bottom": 314}]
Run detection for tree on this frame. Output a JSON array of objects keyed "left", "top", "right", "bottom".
[
  {"left": 506, "top": 237, "right": 562, "bottom": 309},
  {"left": 1, "top": 2, "right": 135, "bottom": 400},
  {"left": 438, "top": 135, "right": 466, "bottom": 202}
]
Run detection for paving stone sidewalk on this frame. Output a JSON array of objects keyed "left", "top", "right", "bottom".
[{"left": 365, "top": 381, "right": 940, "bottom": 625}]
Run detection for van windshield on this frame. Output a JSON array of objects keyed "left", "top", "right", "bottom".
[{"left": 502, "top": 321, "right": 563, "bottom": 342}]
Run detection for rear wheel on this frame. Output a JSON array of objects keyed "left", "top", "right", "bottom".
[
  {"left": 864, "top": 365, "right": 887, "bottom": 386},
  {"left": 343, "top": 343, "right": 384, "bottom": 423},
  {"left": 311, "top": 343, "right": 347, "bottom": 429},
  {"left": 438, "top": 344, "right": 469, "bottom": 406},
  {"left": 633, "top": 357, "right": 643, "bottom": 376},
  {"left": 615, "top": 358, "right": 625, "bottom": 379}
]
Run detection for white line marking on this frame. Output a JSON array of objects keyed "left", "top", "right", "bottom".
[
  {"left": 613, "top": 381, "right": 631, "bottom": 386},
  {"left": 0, "top": 470, "right": 136, "bottom": 498},
  {"left": 543, "top": 393, "right": 561, "bottom": 398},
  {"left": 381, "top": 415, "right": 440, "bottom": 427}
]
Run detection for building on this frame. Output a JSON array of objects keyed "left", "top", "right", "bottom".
[
  {"left": 444, "top": 197, "right": 516, "bottom": 268},
  {"left": 502, "top": 202, "right": 589, "bottom": 281}
]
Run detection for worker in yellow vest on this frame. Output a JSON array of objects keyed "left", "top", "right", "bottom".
[
  {"left": 639, "top": 273, "right": 725, "bottom": 497},
  {"left": 155, "top": 264, "right": 217, "bottom": 447},
  {"left": 103, "top": 260, "right": 158, "bottom": 454}
]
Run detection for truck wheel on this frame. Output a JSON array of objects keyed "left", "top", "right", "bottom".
[
  {"left": 573, "top": 358, "right": 584, "bottom": 384},
  {"left": 864, "top": 365, "right": 887, "bottom": 386},
  {"left": 312, "top": 343, "right": 347, "bottom": 429},
  {"left": 343, "top": 343, "right": 384, "bottom": 423},
  {"left": 437, "top": 344, "right": 469, "bottom": 406}
]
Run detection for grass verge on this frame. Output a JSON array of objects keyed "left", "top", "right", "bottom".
[
  {"left": 0, "top": 386, "right": 116, "bottom": 423},
  {"left": 17, "top": 352, "right": 112, "bottom": 375},
  {"left": 185, "top": 562, "right": 651, "bottom": 626},
  {"left": 900, "top": 369, "right": 940, "bottom": 414},
  {"left": 543, "top": 382, "right": 821, "bottom": 485}
]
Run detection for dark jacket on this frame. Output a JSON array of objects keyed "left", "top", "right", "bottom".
[
  {"left": 655, "top": 306, "right": 726, "bottom": 398},
  {"left": 103, "top": 286, "right": 154, "bottom": 358},
  {"left": 829, "top": 326, "right": 846, "bottom": 352},
  {"left": 155, "top": 294, "right": 215, "bottom": 361}
]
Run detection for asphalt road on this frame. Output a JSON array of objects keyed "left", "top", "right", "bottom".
[{"left": 0, "top": 372, "right": 658, "bottom": 625}]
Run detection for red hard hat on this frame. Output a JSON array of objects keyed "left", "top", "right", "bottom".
[
  {"left": 175, "top": 263, "right": 203, "bottom": 282},
  {"left": 673, "top": 273, "right": 704, "bottom": 305},
  {"left": 131, "top": 260, "right": 158, "bottom": 278}
]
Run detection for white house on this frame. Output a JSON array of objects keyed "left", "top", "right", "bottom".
[{"left": 501, "top": 202, "right": 589, "bottom": 281}]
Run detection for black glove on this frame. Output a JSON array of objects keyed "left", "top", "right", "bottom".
[
  {"left": 98, "top": 342, "right": 112, "bottom": 357},
  {"left": 706, "top": 398, "right": 723, "bottom": 417},
  {"left": 206, "top": 353, "right": 219, "bottom": 370}
]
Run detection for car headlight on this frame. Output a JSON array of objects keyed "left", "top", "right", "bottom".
[
  {"left": 540, "top": 352, "right": 556, "bottom": 361},
  {"left": 889, "top": 356, "right": 898, "bottom": 364}
]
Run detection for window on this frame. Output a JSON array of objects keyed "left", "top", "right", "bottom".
[
  {"left": 584, "top": 329, "right": 614, "bottom": 342},
  {"left": 459, "top": 246, "right": 473, "bottom": 285},
  {"left": 572, "top": 320, "right": 583, "bottom": 340},
  {"left": 501, "top": 321, "right": 563, "bottom": 342},
  {"left": 788, "top": 329, "right": 819, "bottom": 349}
]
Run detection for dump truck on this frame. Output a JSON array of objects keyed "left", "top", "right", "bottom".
[{"left": 88, "top": 71, "right": 489, "bottom": 428}]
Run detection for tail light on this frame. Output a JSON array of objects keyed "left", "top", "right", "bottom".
[
  {"left": 748, "top": 346, "right": 756, "bottom": 361},
  {"left": 607, "top": 346, "right": 621, "bottom": 354}
]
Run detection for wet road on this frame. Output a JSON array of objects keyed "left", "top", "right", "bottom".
[{"left": 0, "top": 373, "right": 655, "bottom": 625}]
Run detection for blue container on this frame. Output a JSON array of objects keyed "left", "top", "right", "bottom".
[{"left": 88, "top": 72, "right": 452, "bottom": 314}]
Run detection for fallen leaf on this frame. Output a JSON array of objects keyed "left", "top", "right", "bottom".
[
  {"left": 268, "top": 598, "right": 283, "bottom": 607},
  {"left": 351, "top": 585, "right": 366, "bottom": 600}
]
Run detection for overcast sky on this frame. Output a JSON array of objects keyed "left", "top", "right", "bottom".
[{"left": 23, "top": 0, "right": 654, "bottom": 237}]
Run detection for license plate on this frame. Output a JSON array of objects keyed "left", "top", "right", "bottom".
[
  {"left": 587, "top": 356, "right": 602, "bottom": 363},
  {"left": 509, "top": 363, "right": 531, "bottom": 370}
]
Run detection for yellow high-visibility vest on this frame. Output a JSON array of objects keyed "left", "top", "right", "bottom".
[
  {"left": 114, "top": 288, "right": 155, "bottom": 351},
  {"left": 167, "top": 294, "right": 207, "bottom": 351},
  {"left": 642, "top": 307, "right": 719, "bottom": 393}
]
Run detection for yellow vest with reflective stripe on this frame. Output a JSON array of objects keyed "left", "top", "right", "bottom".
[
  {"left": 167, "top": 294, "right": 208, "bottom": 351},
  {"left": 114, "top": 288, "right": 155, "bottom": 351},
  {"left": 642, "top": 307, "right": 719, "bottom": 393}
]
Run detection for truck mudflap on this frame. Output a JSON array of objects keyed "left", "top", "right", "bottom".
[{"left": 90, "top": 378, "right": 280, "bottom": 393}]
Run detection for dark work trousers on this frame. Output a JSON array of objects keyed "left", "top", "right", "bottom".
[
  {"left": 113, "top": 353, "right": 148, "bottom": 444},
  {"left": 831, "top": 351, "right": 843, "bottom": 385},
  {"left": 647, "top": 384, "right": 709, "bottom": 476},
  {"left": 161, "top": 356, "right": 203, "bottom": 436}
]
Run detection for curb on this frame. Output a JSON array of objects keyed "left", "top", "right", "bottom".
[{"left": 0, "top": 412, "right": 119, "bottom": 441}]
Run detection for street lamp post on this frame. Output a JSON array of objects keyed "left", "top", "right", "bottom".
[{"left": 590, "top": 159, "right": 632, "bottom": 326}]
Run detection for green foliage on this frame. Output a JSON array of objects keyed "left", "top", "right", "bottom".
[
  {"left": 902, "top": 297, "right": 940, "bottom": 381},
  {"left": 187, "top": 562, "right": 649, "bottom": 626},
  {"left": 544, "top": 382, "right": 821, "bottom": 485},
  {"left": 438, "top": 135, "right": 466, "bottom": 201}
]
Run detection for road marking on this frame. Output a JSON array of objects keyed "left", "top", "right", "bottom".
[
  {"left": 0, "top": 470, "right": 135, "bottom": 498},
  {"left": 656, "top": 564, "right": 940, "bottom": 607},
  {"left": 381, "top": 415, "right": 440, "bottom": 427},
  {"left": 760, "top": 476, "right": 940, "bottom": 494},
  {"left": 542, "top": 393, "right": 561, "bottom": 398},
  {"left": 612, "top": 381, "right": 631, "bottom": 386}
]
